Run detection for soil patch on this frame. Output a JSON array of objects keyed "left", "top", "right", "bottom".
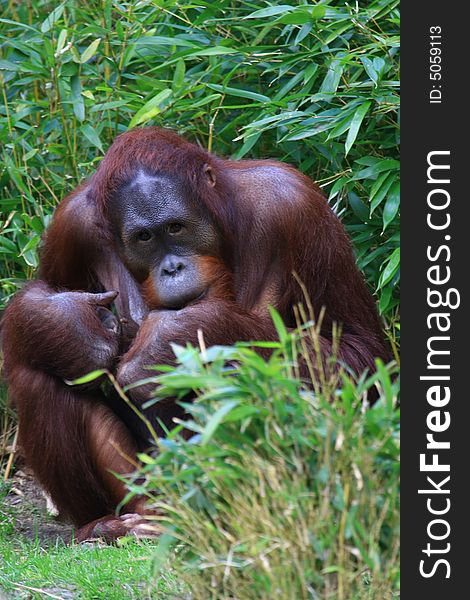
[{"left": 4, "top": 469, "right": 74, "bottom": 545}]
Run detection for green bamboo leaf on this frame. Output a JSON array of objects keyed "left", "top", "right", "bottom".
[
  {"left": 18, "top": 234, "right": 40, "bottom": 258},
  {"left": 352, "top": 159, "right": 400, "bottom": 181},
  {"left": 311, "top": 5, "right": 326, "bottom": 19},
  {"left": 56, "top": 29, "right": 67, "bottom": 54},
  {"left": 379, "top": 285, "right": 393, "bottom": 315},
  {"left": 345, "top": 101, "right": 371, "bottom": 156},
  {"left": 80, "top": 38, "right": 101, "bottom": 64},
  {"left": 327, "top": 111, "right": 357, "bottom": 141},
  {"left": 65, "top": 370, "right": 107, "bottom": 385},
  {"left": 22, "top": 250, "right": 38, "bottom": 268},
  {"left": 294, "top": 22, "right": 313, "bottom": 45},
  {"left": 369, "top": 172, "right": 395, "bottom": 214},
  {"left": 304, "top": 63, "right": 318, "bottom": 84},
  {"left": 80, "top": 123, "right": 104, "bottom": 153},
  {"left": 328, "top": 176, "right": 348, "bottom": 201},
  {"left": 172, "top": 59, "right": 186, "bottom": 90},
  {"left": 222, "top": 405, "right": 260, "bottom": 423},
  {"left": 135, "top": 36, "right": 198, "bottom": 48},
  {"left": 188, "top": 46, "right": 238, "bottom": 57},
  {"left": 201, "top": 400, "right": 239, "bottom": 445},
  {"left": 348, "top": 192, "right": 369, "bottom": 222},
  {"left": 283, "top": 124, "right": 333, "bottom": 141},
  {"left": 373, "top": 57, "right": 386, "bottom": 78},
  {"left": 273, "top": 71, "right": 304, "bottom": 100},
  {"left": 0, "top": 236, "right": 17, "bottom": 253},
  {"left": 71, "top": 75, "right": 85, "bottom": 122},
  {"left": 206, "top": 83, "right": 270, "bottom": 103},
  {"left": 0, "top": 59, "right": 20, "bottom": 72},
  {"left": 186, "top": 94, "right": 221, "bottom": 109},
  {"left": 0, "top": 18, "right": 38, "bottom": 33},
  {"left": 324, "top": 22, "right": 352, "bottom": 45},
  {"left": 244, "top": 5, "right": 295, "bottom": 19},
  {"left": 378, "top": 248, "right": 400, "bottom": 288},
  {"left": 361, "top": 57, "right": 378, "bottom": 85},
  {"left": 234, "top": 132, "right": 261, "bottom": 159},
  {"left": 24, "top": 148, "right": 38, "bottom": 161},
  {"left": 319, "top": 60, "right": 343, "bottom": 94},
  {"left": 241, "top": 111, "right": 305, "bottom": 131},
  {"left": 375, "top": 359, "right": 393, "bottom": 408},
  {"left": 91, "top": 100, "right": 129, "bottom": 112},
  {"left": 269, "top": 306, "right": 288, "bottom": 345},
  {"left": 40, "top": 3, "right": 65, "bottom": 33},
  {"left": 129, "top": 89, "right": 173, "bottom": 128},
  {"left": 382, "top": 182, "right": 400, "bottom": 231},
  {"left": 277, "top": 10, "right": 313, "bottom": 25}
]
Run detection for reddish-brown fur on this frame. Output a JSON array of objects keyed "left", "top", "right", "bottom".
[{"left": 1, "top": 127, "right": 389, "bottom": 541}]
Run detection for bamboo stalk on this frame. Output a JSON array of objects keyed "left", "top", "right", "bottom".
[{"left": 3, "top": 426, "right": 18, "bottom": 482}]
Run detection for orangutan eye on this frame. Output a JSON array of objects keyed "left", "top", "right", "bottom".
[
  {"left": 167, "top": 223, "right": 184, "bottom": 235},
  {"left": 137, "top": 229, "right": 152, "bottom": 242}
]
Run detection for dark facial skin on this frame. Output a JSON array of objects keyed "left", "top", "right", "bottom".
[{"left": 109, "top": 171, "right": 219, "bottom": 309}]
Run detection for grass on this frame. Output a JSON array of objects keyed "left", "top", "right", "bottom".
[{"left": 0, "top": 485, "right": 182, "bottom": 599}]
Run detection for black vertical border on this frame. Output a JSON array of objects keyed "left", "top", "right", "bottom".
[{"left": 401, "top": 3, "right": 468, "bottom": 597}]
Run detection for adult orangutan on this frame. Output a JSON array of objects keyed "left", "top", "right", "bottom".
[{"left": 1, "top": 127, "right": 389, "bottom": 541}]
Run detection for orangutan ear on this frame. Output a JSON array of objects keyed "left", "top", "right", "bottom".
[{"left": 203, "top": 164, "right": 216, "bottom": 187}]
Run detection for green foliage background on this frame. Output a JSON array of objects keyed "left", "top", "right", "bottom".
[{"left": 0, "top": 0, "right": 400, "bottom": 341}]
